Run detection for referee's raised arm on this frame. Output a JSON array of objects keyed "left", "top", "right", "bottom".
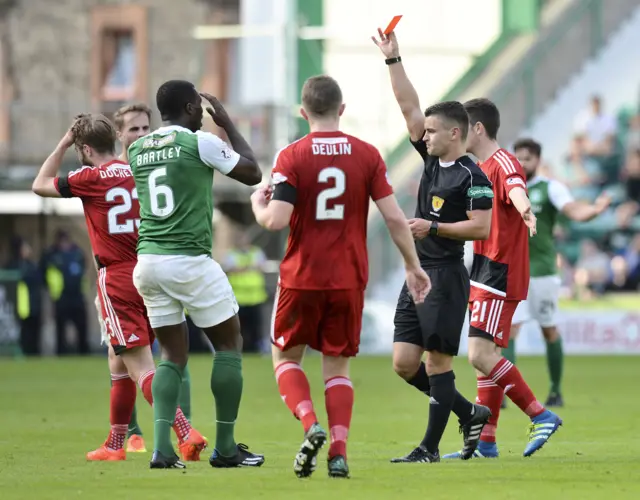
[{"left": 372, "top": 29, "right": 424, "bottom": 142}]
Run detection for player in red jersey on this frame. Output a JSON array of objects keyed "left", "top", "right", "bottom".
[
  {"left": 32, "top": 114, "right": 206, "bottom": 464},
  {"left": 250, "top": 75, "right": 431, "bottom": 479},
  {"left": 443, "top": 98, "right": 562, "bottom": 460}
]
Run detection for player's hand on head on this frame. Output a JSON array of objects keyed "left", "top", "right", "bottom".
[
  {"left": 60, "top": 123, "right": 77, "bottom": 149},
  {"left": 371, "top": 28, "right": 400, "bottom": 58},
  {"left": 406, "top": 267, "right": 431, "bottom": 304},
  {"left": 407, "top": 218, "right": 431, "bottom": 240},
  {"left": 200, "top": 92, "right": 232, "bottom": 128}
]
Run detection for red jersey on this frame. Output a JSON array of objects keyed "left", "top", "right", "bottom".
[
  {"left": 470, "top": 148, "right": 529, "bottom": 301},
  {"left": 54, "top": 160, "right": 139, "bottom": 268},
  {"left": 271, "top": 131, "right": 394, "bottom": 290}
]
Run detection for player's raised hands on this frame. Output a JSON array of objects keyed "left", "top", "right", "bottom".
[
  {"left": 522, "top": 207, "right": 537, "bottom": 237},
  {"left": 59, "top": 122, "right": 77, "bottom": 149},
  {"left": 200, "top": 92, "right": 232, "bottom": 128},
  {"left": 371, "top": 28, "right": 400, "bottom": 59},
  {"left": 405, "top": 266, "right": 431, "bottom": 304}
]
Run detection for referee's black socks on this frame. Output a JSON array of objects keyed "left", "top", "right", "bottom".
[
  {"left": 451, "top": 391, "right": 475, "bottom": 424},
  {"left": 407, "top": 361, "right": 431, "bottom": 395},
  {"left": 420, "top": 371, "right": 456, "bottom": 454}
]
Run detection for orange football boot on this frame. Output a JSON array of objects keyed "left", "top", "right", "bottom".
[
  {"left": 86, "top": 444, "right": 126, "bottom": 461},
  {"left": 178, "top": 429, "right": 208, "bottom": 461},
  {"left": 126, "top": 434, "right": 147, "bottom": 453}
]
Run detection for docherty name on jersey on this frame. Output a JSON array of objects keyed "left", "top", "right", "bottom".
[{"left": 135, "top": 146, "right": 182, "bottom": 167}]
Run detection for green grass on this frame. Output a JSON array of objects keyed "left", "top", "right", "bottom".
[{"left": 1, "top": 354, "right": 638, "bottom": 499}]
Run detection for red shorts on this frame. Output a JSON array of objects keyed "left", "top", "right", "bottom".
[
  {"left": 468, "top": 297, "right": 519, "bottom": 348},
  {"left": 271, "top": 286, "right": 364, "bottom": 357},
  {"left": 97, "top": 262, "right": 154, "bottom": 355}
]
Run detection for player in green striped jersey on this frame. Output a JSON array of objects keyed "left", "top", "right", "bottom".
[{"left": 508, "top": 138, "right": 610, "bottom": 407}]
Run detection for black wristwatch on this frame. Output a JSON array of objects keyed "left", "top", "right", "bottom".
[
  {"left": 385, "top": 56, "right": 402, "bottom": 65},
  {"left": 429, "top": 221, "right": 439, "bottom": 236}
]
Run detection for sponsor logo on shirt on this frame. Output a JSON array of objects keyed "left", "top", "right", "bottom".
[
  {"left": 271, "top": 172, "right": 288, "bottom": 185},
  {"left": 506, "top": 177, "right": 526, "bottom": 187},
  {"left": 431, "top": 196, "right": 445, "bottom": 212},
  {"left": 142, "top": 133, "right": 176, "bottom": 149},
  {"left": 221, "top": 148, "right": 232, "bottom": 159},
  {"left": 467, "top": 186, "right": 494, "bottom": 199}
]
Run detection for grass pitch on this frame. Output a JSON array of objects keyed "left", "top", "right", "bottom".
[{"left": 1, "top": 354, "right": 638, "bottom": 499}]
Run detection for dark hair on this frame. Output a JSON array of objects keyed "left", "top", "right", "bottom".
[
  {"left": 156, "top": 80, "right": 198, "bottom": 121},
  {"left": 424, "top": 101, "right": 469, "bottom": 140},
  {"left": 72, "top": 114, "right": 116, "bottom": 154},
  {"left": 464, "top": 98, "right": 500, "bottom": 140},
  {"left": 301, "top": 75, "right": 343, "bottom": 117},
  {"left": 113, "top": 103, "right": 152, "bottom": 131},
  {"left": 513, "top": 138, "right": 542, "bottom": 158}
]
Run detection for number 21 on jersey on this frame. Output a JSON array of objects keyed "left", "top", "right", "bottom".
[{"left": 316, "top": 167, "right": 345, "bottom": 220}]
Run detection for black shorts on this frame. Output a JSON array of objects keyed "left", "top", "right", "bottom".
[{"left": 393, "top": 262, "right": 470, "bottom": 356}]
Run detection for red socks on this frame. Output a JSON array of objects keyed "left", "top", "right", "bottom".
[
  {"left": 108, "top": 374, "right": 136, "bottom": 450},
  {"left": 275, "top": 362, "right": 318, "bottom": 432},
  {"left": 138, "top": 369, "right": 192, "bottom": 441},
  {"left": 325, "top": 376, "right": 354, "bottom": 459},
  {"left": 476, "top": 377, "right": 503, "bottom": 443},
  {"left": 490, "top": 358, "right": 544, "bottom": 418},
  {"left": 274, "top": 362, "right": 354, "bottom": 459}
]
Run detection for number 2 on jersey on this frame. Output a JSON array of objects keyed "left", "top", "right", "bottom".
[{"left": 316, "top": 167, "right": 345, "bottom": 220}]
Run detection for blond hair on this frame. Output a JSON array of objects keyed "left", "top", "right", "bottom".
[
  {"left": 71, "top": 114, "right": 116, "bottom": 154},
  {"left": 113, "top": 103, "right": 152, "bottom": 131}
]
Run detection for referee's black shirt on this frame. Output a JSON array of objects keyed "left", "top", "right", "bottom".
[{"left": 411, "top": 139, "right": 493, "bottom": 267}]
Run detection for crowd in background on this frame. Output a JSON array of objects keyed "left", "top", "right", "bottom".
[
  {"left": 4, "top": 231, "right": 270, "bottom": 357},
  {"left": 546, "top": 92, "right": 640, "bottom": 297}
]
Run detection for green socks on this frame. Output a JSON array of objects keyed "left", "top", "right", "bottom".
[
  {"left": 546, "top": 337, "right": 564, "bottom": 395},
  {"left": 153, "top": 360, "right": 184, "bottom": 456},
  {"left": 127, "top": 404, "right": 143, "bottom": 437},
  {"left": 179, "top": 364, "right": 192, "bottom": 422},
  {"left": 502, "top": 340, "right": 516, "bottom": 365},
  {"left": 210, "top": 351, "right": 243, "bottom": 457}
]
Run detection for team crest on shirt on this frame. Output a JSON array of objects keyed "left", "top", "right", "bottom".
[{"left": 431, "top": 196, "right": 445, "bottom": 212}]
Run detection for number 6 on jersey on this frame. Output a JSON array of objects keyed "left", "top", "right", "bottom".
[{"left": 316, "top": 167, "right": 345, "bottom": 220}]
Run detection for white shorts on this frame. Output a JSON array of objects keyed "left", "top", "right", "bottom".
[
  {"left": 512, "top": 275, "right": 561, "bottom": 328},
  {"left": 133, "top": 254, "right": 239, "bottom": 329}
]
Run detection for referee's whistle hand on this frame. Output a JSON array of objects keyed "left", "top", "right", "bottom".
[{"left": 408, "top": 218, "right": 431, "bottom": 240}]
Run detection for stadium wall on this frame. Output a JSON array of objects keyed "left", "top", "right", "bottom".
[{"left": 360, "top": 301, "right": 640, "bottom": 356}]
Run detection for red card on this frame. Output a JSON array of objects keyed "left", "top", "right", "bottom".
[{"left": 383, "top": 15, "right": 403, "bottom": 35}]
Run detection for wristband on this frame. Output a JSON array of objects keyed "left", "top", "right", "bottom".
[
  {"left": 429, "top": 221, "right": 439, "bottom": 236},
  {"left": 385, "top": 56, "right": 402, "bottom": 65}
]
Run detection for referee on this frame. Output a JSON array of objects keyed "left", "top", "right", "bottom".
[{"left": 373, "top": 29, "right": 494, "bottom": 463}]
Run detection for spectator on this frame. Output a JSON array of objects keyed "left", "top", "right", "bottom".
[
  {"left": 8, "top": 238, "right": 43, "bottom": 356},
  {"left": 625, "top": 114, "right": 640, "bottom": 153},
  {"left": 224, "top": 233, "right": 268, "bottom": 354},
  {"left": 574, "top": 95, "right": 619, "bottom": 184},
  {"left": 573, "top": 239, "right": 610, "bottom": 297},
  {"left": 611, "top": 233, "right": 640, "bottom": 290},
  {"left": 559, "top": 136, "right": 602, "bottom": 200},
  {"left": 621, "top": 148, "right": 640, "bottom": 204},
  {"left": 574, "top": 95, "right": 617, "bottom": 158},
  {"left": 43, "top": 230, "right": 88, "bottom": 355}
]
